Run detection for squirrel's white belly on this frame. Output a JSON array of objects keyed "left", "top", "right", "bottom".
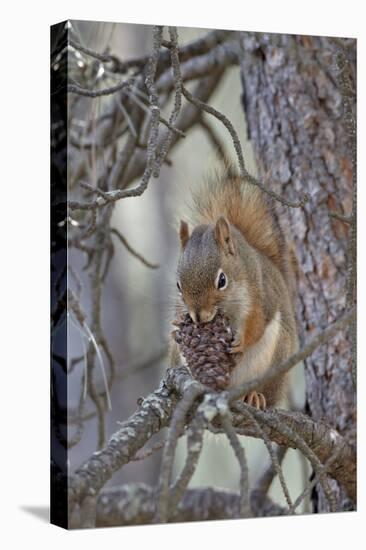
[{"left": 228, "top": 310, "right": 282, "bottom": 387}]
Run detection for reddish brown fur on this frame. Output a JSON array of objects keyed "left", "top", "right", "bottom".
[
  {"left": 243, "top": 302, "right": 265, "bottom": 348},
  {"left": 190, "top": 175, "right": 288, "bottom": 280}
]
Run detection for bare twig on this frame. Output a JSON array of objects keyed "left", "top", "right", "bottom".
[
  {"left": 125, "top": 88, "right": 185, "bottom": 137},
  {"left": 154, "top": 27, "right": 183, "bottom": 174},
  {"left": 251, "top": 409, "right": 338, "bottom": 512},
  {"left": 116, "top": 96, "right": 138, "bottom": 138},
  {"left": 199, "top": 115, "right": 228, "bottom": 161},
  {"left": 154, "top": 380, "right": 205, "bottom": 523},
  {"left": 221, "top": 414, "right": 251, "bottom": 517},
  {"left": 122, "top": 25, "right": 163, "bottom": 195},
  {"left": 79, "top": 180, "right": 109, "bottom": 199},
  {"left": 111, "top": 29, "right": 235, "bottom": 75},
  {"left": 182, "top": 84, "right": 309, "bottom": 209},
  {"left": 110, "top": 227, "right": 159, "bottom": 269},
  {"left": 68, "top": 80, "right": 131, "bottom": 98},
  {"left": 156, "top": 39, "right": 241, "bottom": 92},
  {"left": 79, "top": 208, "right": 98, "bottom": 240},
  {"left": 68, "top": 290, "right": 112, "bottom": 412},
  {"left": 253, "top": 445, "right": 288, "bottom": 497},
  {"left": 229, "top": 403, "right": 355, "bottom": 504},
  {"left": 168, "top": 413, "right": 205, "bottom": 512},
  {"left": 69, "top": 39, "right": 118, "bottom": 64},
  {"left": 68, "top": 73, "right": 225, "bottom": 211},
  {"left": 132, "top": 441, "right": 165, "bottom": 462},
  {"left": 240, "top": 407, "right": 293, "bottom": 511},
  {"left": 290, "top": 441, "right": 344, "bottom": 512}
]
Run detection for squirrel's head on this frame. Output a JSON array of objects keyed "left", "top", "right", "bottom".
[{"left": 177, "top": 216, "right": 245, "bottom": 324}]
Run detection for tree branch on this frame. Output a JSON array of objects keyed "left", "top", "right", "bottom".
[
  {"left": 67, "top": 378, "right": 179, "bottom": 520},
  {"left": 67, "top": 80, "right": 131, "bottom": 98},
  {"left": 227, "top": 406, "right": 356, "bottom": 503},
  {"left": 96, "top": 483, "right": 287, "bottom": 527}
]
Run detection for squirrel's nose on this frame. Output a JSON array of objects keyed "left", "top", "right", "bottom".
[
  {"left": 190, "top": 308, "right": 216, "bottom": 324},
  {"left": 188, "top": 310, "right": 200, "bottom": 324}
]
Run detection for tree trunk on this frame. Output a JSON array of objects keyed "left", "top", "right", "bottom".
[{"left": 239, "top": 33, "right": 356, "bottom": 512}]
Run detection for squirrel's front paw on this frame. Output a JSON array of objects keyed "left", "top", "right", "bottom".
[
  {"left": 242, "top": 390, "right": 267, "bottom": 410},
  {"left": 229, "top": 334, "right": 245, "bottom": 354}
]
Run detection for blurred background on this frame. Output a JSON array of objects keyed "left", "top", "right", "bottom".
[{"left": 66, "top": 20, "right": 308, "bottom": 512}]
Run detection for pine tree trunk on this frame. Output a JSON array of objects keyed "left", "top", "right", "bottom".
[{"left": 239, "top": 33, "right": 356, "bottom": 512}]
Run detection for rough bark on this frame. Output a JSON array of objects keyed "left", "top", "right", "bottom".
[
  {"left": 96, "top": 484, "right": 287, "bottom": 527},
  {"left": 240, "top": 33, "right": 356, "bottom": 512},
  {"left": 67, "top": 378, "right": 179, "bottom": 523}
]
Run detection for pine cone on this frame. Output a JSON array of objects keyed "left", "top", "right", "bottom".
[{"left": 173, "top": 313, "right": 236, "bottom": 391}]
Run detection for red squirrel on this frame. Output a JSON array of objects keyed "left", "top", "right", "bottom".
[{"left": 170, "top": 172, "right": 299, "bottom": 408}]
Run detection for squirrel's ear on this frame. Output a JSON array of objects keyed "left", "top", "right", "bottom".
[
  {"left": 215, "top": 216, "right": 235, "bottom": 255},
  {"left": 179, "top": 220, "right": 190, "bottom": 248}
]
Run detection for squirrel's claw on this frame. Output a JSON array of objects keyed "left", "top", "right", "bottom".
[{"left": 242, "top": 390, "right": 267, "bottom": 410}]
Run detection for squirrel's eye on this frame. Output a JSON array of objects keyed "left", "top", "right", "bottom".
[
  {"left": 177, "top": 281, "right": 182, "bottom": 293},
  {"left": 217, "top": 271, "right": 227, "bottom": 290}
]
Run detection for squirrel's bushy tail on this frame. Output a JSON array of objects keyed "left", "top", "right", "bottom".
[{"left": 190, "top": 171, "right": 289, "bottom": 279}]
